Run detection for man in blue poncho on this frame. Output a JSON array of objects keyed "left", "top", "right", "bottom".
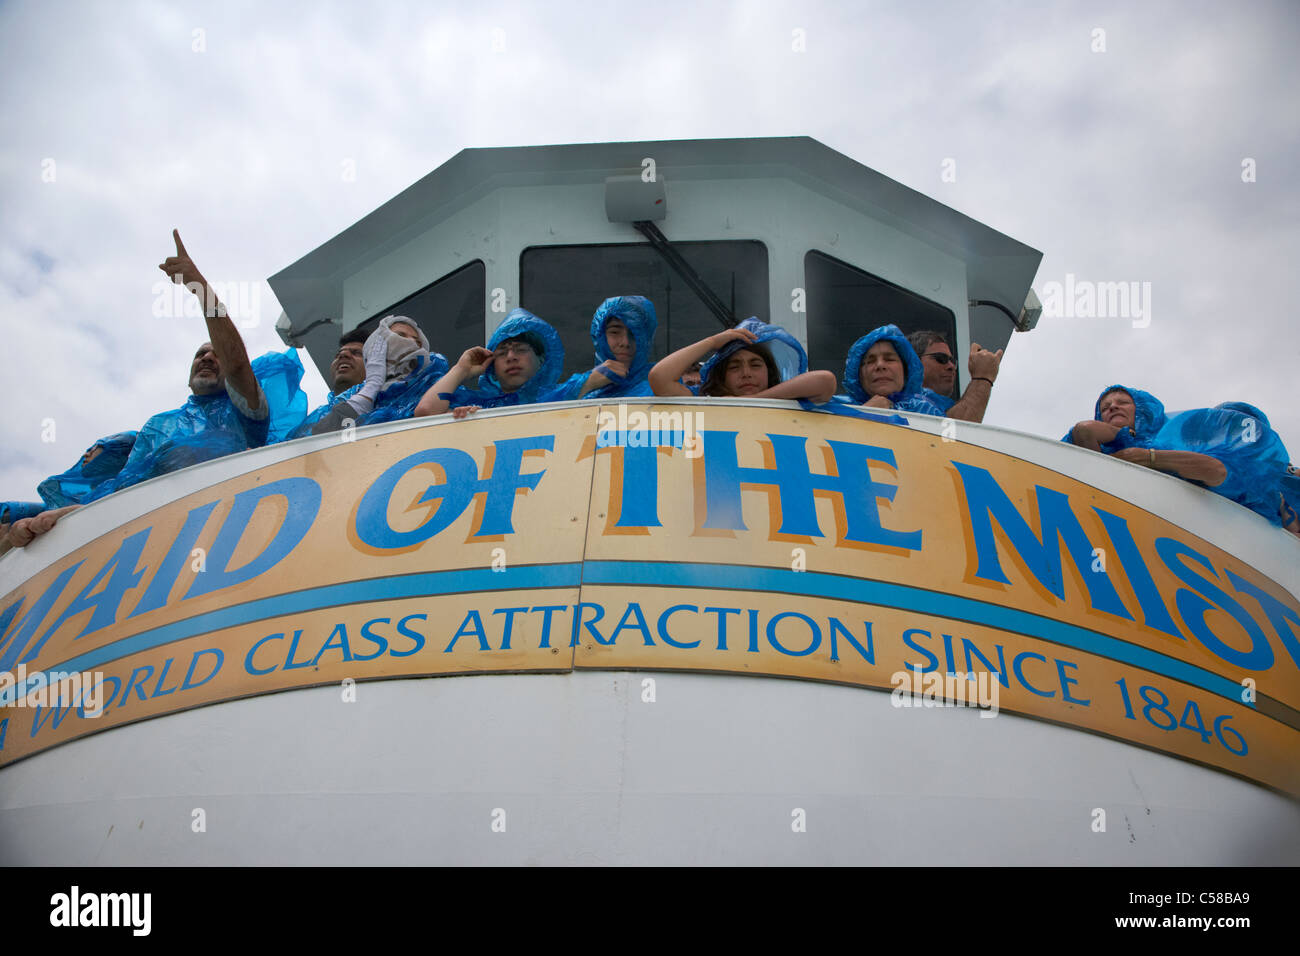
[
  {"left": 841, "top": 325, "right": 948, "bottom": 415},
  {"left": 286, "top": 330, "right": 366, "bottom": 438},
  {"left": 414, "top": 308, "right": 565, "bottom": 418},
  {"left": 294, "top": 317, "right": 448, "bottom": 434},
  {"left": 551, "top": 296, "right": 658, "bottom": 400},
  {"left": 1067, "top": 386, "right": 1296, "bottom": 528},
  {"left": 6, "top": 231, "right": 307, "bottom": 548},
  {"left": 907, "top": 330, "right": 1002, "bottom": 423}
]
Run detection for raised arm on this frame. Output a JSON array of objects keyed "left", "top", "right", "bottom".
[
  {"left": 946, "top": 344, "right": 1002, "bottom": 423},
  {"left": 414, "top": 347, "right": 495, "bottom": 417},
  {"left": 1069, "top": 420, "right": 1123, "bottom": 451},
  {"left": 160, "top": 229, "right": 261, "bottom": 411},
  {"left": 649, "top": 328, "right": 756, "bottom": 396},
  {"left": 756, "top": 370, "right": 838, "bottom": 404},
  {"left": 575, "top": 360, "right": 629, "bottom": 398}
]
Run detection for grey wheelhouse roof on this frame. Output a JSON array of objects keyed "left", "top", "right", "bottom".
[{"left": 270, "top": 136, "right": 1042, "bottom": 375}]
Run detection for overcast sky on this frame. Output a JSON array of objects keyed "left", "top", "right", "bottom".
[{"left": 2, "top": 0, "right": 1296, "bottom": 501}]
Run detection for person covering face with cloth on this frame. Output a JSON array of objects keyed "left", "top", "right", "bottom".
[{"left": 305, "top": 316, "right": 448, "bottom": 433}]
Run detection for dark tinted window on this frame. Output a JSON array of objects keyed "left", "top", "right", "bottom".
[
  {"left": 354, "top": 260, "right": 485, "bottom": 362},
  {"left": 520, "top": 242, "right": 769, "bottom": 379},
  {"left": 804, "top": 250, "right": 957, "bottom": 388}
]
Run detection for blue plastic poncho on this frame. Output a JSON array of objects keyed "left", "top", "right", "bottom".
[
  {"left": 1071, "top": 386, "right": 1293, "bottom": 526},
  {"left": 0, "top": 501, "right": 44, "bottom": 524},
  {"left": 2, "top": 431, "right": 139, "bottom": 523},
  {"left": 83, "top": 349, "right": 306, "bottom": 501},
  {"left": 923, "top": 387, "right": 956, "bottom": 414},
  {"left": 37, "top": 431, "right": 139, "bottom": 506},
  {"left": 1155, "top": 401, "right": 1292, "bottom": 525},
  {"left": 446, "top": 309, "right": 566, "bottom": 409},
  {"left": 1061, "top": 384, "right": 1168, "bottom": 450},
  {"left": 698, "top": 318, "right": 808, "bottom": 395},
  {"left": 1280, "top": 465, "right": 1300, "bottom": 532},
  {"left": 260, "top": 349, "right": 309, "bottom": 442},
  {"left": 841, "top": 325, "right": 947, "bottom": 416},
  {"left": 361, "top": 351, "right": 451, "bottom": 424},
  {"left": 552, "top": 296, "right": 659, "bottom": 400},
  {"left": 288, "top": 383, "right": 364, "bottom": 440}
]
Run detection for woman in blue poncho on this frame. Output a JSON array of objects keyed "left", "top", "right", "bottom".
[
  {"left": 1069, "top": 386, "right": 1296, "bottom": 528},
  {"left": 414, "top": 308, "right": 565, "bottom": 418},
  {"left": 841, "top": 325, "right": 948, "bottom": 415},
  {"left": 551, "top": 296, "right": 658, "bottom": 400},
  {"left": 648, "top": 318, "right": 836, "bottom": 402},
  {"left": 1066, "top": 384, "right": 1167, "bottom": 452}
]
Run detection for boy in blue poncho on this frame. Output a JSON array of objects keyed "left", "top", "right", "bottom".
[
  {"left": 296, "top": 317, "right": 449, "bottom": 434},
  {"left": 649, "top": 317, "right": 837, "bottom": 402},
  {"left": 1067, "top": 386, "right": 1297, "bottom": 529},
  {"left": 840, "top": 325, "right": 948, "bottom": 416},
  {"left": 6, "top": 231, "right": 308, "bottom": 549},
  {"left": 551, "top": 296, "right": 658, "bottom": 400},
  {"left": 414, "top": 308, "right": 565, "bottom": 418}
]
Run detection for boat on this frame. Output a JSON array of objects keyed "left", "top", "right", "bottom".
[{"left": 2, "top": 137, "right": 1297, "bottom": 865}]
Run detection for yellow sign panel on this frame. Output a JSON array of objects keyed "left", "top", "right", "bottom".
[{"left": 1, "top": 403, "right": 1297, "bottom": 794}]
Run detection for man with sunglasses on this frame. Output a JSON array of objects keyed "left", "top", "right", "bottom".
[{"left": 907, "top": 330, "right": 1001, "bottom": 424}]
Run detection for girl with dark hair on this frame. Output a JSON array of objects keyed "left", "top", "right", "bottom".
[{"left": 649, "top": 318, "right": 836, "bottom": 402}]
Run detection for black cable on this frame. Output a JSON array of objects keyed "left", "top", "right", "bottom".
[{"left": 969, "top": 299, "right": 1020, "bottom": 330}]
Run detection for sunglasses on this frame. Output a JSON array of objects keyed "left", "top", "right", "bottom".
[{"left": 923, "top": 352, "right": 955, "bottom": 366}]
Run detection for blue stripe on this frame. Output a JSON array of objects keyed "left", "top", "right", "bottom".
[
  {"left": 580, "top": 561, "right": 1251, "bottom": 708},
  {"left": 11, "top": 559, "right": 1255, "bottom": 714},
  {"left": 10, "top": 564, "right": 583, "bottom": 698}
]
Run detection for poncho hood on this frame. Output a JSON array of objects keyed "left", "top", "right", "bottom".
[
  {"left": 1093, "top": 384, "right": 1167, "bottom": 445},
  {"left": 455, "top": 308, "right": 565, "bottom": 405},
  {"left": 586, "top": 295, "right": 658, "bottom": 397},
  {"left": 699, "top": 318, "right": 807, "bottom": 391},
  {"left": 842, "top": 325, "right": 925, "bottom": 406}
]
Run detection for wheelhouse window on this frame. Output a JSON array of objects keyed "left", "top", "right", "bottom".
[
  {"left": 520, "top": 241, "right": 769, "bottom": 380},
  {"left": 355, "top": 260, "right": 486, "bottom": 362},
  {"left": 803, "top": 250, "right": 957, "bottom": 385}
]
